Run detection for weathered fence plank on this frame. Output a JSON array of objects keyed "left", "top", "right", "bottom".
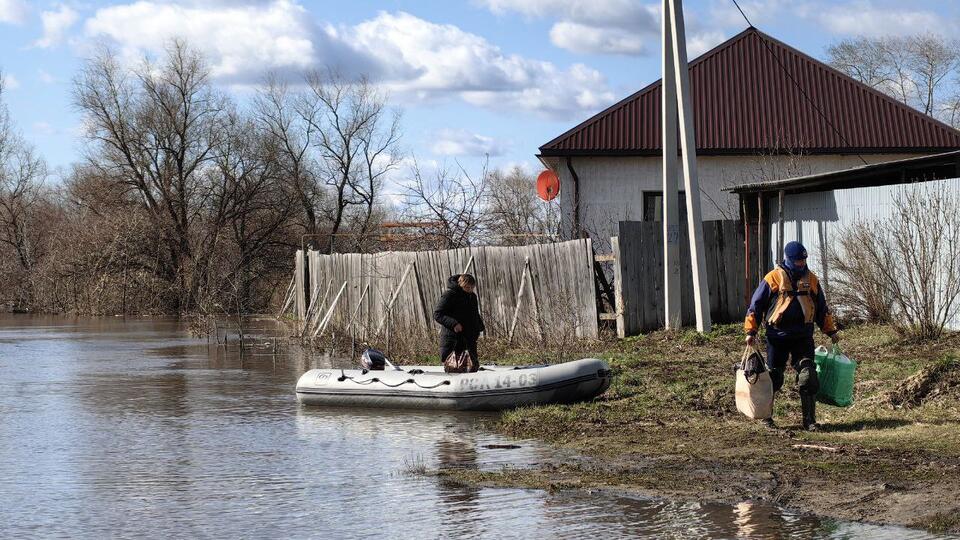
[
  {"left": 289, "top": 239, "right": 598, "bottom": 341},
  {"left": 614, "top": 219, "right": 748, "bottom": 335}
]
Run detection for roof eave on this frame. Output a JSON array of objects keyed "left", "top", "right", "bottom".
[
  {"left": 538, "top": 147, "right": 959, "bottom": 159},
  {"left": 726, "top": 149, "right": 960, "bottom": 194}
]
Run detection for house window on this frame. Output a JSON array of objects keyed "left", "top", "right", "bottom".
[{"left": 643, "top": 191, "right": 687, "bottom": 222}]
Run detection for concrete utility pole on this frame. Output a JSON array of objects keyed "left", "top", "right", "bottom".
[
  {"left": 661, "top": 0, "right": 681, "bottom": 330},
  {"left": 663, "top": 0, "right": 712, "bottom": 332}
]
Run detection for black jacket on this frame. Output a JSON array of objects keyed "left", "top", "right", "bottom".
[{"left": 433, "top": 275, "right": 485, "bottom": 343}]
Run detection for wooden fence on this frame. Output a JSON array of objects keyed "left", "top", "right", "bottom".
[
  {"left": 289, "top": 239, "right": 599, "bottom": 342},
  {"left": 612, "top": 220, "right": 755, "bottom": 335}
]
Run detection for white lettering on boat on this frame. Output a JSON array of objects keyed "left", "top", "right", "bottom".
[{"left": 457, "top": 373, "right": 539, "bottom": 391}]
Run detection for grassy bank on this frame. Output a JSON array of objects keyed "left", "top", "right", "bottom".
[{"left": 435, "top": 324, "right": 960, "bottom": 533}]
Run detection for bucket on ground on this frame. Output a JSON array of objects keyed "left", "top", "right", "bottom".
[{"left": 814, "top": 345, "right": 857, "bottom": 407}]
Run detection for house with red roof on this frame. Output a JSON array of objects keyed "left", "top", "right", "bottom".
[{"left": 537, "top": 27, "right": 960, "bottom": 245}]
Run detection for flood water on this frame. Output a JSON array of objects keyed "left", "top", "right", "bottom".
[{"left": 0, "top": 315, "right": 954, "bottom": 539}]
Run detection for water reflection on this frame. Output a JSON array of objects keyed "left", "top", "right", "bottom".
[{"left": 0, "top": 314, "right": 955, "bottom": 539}]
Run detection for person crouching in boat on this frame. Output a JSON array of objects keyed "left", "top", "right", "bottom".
[{"left": 433, "top": 274, "right": 485, "bottom": 371}]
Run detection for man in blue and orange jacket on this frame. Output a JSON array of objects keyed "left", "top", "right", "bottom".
[{"left": 744, "top": 241, "right": 840, "bottom": 430}]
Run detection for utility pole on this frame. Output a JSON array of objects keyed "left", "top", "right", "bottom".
[
  {"left": 661, "top": 0, "right": 681, "bottom": 330},
  {"left": 663, "top": 0, "right": 712, "bottom": 332}
]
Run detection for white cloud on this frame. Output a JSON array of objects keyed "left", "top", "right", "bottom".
[
  {"left": 78, "top": 3, "right": 614, "bottom": 117},
  {"left": 549, "top": 22, "right": 646, "bottom": 55},
  {"left": 33, "top": 4, "right": 79, "bottom": 48},
  {"left": 477, "top": 0, "right": 661, "bottom": 55},
  {"left": 1, "top": 73, "right": 20, "bottom": 91},
  {"left": 478, "top": 0, "right": 658, "bottom": 29},
  {"left": 0, "top": 0, "right": 28, "bottom": 25},
  {"left": 83, "top": 0, "right": 332, "bottom": 82},
  {"left": 815, "top": 2, "right": 947, "bottom": 37},
  {"left": 349, "top": 11, "right": 615, "bottom": 117},
  {"left": 37, "top": 69, "right": 56, "bottom": 84},
  {"left": 688, "top": 31, "right": 726, "bottom": 58},
  {"left": 431, "top": 129, "right": 505, "bottom": 157}
]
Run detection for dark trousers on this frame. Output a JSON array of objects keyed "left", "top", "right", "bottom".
[
  {"left": 440, "top": 338, "right": 478, "bottom": 365},
  {"left": 765, "top": 334, "right": 815, "bottom": 392}
]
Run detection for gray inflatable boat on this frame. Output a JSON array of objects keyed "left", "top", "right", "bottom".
[{"left": 295, "top": 358, "right": 612, "bottom": 411}]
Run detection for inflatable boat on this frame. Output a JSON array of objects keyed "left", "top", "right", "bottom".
[{"left": 295, "top": 358, "right": 612, "bottom": 411}]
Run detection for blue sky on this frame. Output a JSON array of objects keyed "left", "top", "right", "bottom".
[{"left": 1, "top": 0, "right": 958, "bottom": 184}]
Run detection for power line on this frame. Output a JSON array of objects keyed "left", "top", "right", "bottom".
[{"left": 729, "top": 0, "right": 869, "bottom": 166}]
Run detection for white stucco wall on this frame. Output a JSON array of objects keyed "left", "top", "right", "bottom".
[{"left": 542, "top": 153, "right": 923, "bottom": 250}]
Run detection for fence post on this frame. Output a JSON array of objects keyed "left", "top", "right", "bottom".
[
  {"left": 277, "top": 276, "right": 295, "bottom": 319},
  {"left": 375, "top": 262, "right": 415, "bottom": 336},
  {"left": 508, "top": 257, "right": 531, "bottom": 343},
  {"left": 611, "top": 236, "right": 626, "bottom": 338},
  {"left": 314, "top": 281, "right": 348, "bottom": 339},
  {"left": 305, "top": 279, "right": 333, "bottom": 337},
  {"left": 412, "top": 261, "right": 431, "bottom": 330}
]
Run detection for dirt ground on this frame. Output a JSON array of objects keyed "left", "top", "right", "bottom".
[{"left": 434, "top": 324, "right": 960, "bottom": 534}]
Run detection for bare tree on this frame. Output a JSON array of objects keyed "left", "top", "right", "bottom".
[
  {"left": 828, "top": 34, "right": 960, "bottom": 122},
  {"left": 205, "top": 109, "right": 294, "bottom": 312},
  {"left": 0, "top": 73, "right": 48, "bottom": 306},
  {"left": 401, "top": 158, "right": 490, "bottom": 248},
  {"left": 254, "top": 75, "right": 324, "bottom": 240},
  {"left": 486, "top": 166, "right": 559, "bottom": 245},
  {"left": 73, "top": 41, "right": 231, "bottom": 311},
  {"left": 304, "top": 70, "right": 401, "bottom": 253}
]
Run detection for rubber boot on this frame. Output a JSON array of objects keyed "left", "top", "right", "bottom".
[{"left": 801, "top": 394, "right": 819, "bottom": 431}]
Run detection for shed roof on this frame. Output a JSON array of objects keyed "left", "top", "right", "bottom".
[
  {"left": 726, "top": 150, "right": 960, "bottom": 194},
  {"left": 539, "top": 27, "right": 960, "bottom": 157}
]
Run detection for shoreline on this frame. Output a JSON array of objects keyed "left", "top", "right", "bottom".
[{"left": 435, "top": 323, "right": 960, "bottom": 534}]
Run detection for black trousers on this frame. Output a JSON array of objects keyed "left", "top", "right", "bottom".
[{"left": 765, "top": 334, "right": 816, "bottom": 393}]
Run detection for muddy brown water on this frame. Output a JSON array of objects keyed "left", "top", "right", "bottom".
[{"left": 0, "top": 315, "right": 954, "bottom": 539}]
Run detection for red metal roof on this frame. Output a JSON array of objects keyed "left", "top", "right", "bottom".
[{"left": 539, "top": 27, "right": 960, "bottom": 156}]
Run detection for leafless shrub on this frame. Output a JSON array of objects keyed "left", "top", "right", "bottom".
[
  {"left": 0, "top": 73, "right": 48, "bottom": 308},
  {"left": 486, "top": 166, "right": 559, "bottom": 245},
  {"left": 824, "top": 223, "right": 895, "bottom": 324},
  {"left": 830, "top": 182, "right": 960, "bottom": 340}
]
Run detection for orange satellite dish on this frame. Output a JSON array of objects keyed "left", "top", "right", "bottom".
[{"left": 536, "top": 170, "right": 560, "bottom": 201}]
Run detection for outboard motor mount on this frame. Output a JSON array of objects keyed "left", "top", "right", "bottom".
[{"left": 360, "top": 348, "right": 387, "bottom": 370}]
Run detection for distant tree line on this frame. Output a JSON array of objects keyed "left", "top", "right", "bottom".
[{"left": 0, "top": 41, "right": 557, "bottom": 316}]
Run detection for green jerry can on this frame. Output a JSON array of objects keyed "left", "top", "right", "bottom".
[{"left": 814, "top": 345, "right": 857, "bottom": 407}]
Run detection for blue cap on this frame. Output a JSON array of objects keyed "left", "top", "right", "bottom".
[{"left": 784, "top": 241, "right": 807, "bottom": 261}]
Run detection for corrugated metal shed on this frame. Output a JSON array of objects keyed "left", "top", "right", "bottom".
[
  {"left": 540, "top": 27, "right": 960, "bottom": 157},
  {"left": 727, "top": 150, "right": 960, "bottom": 194},
  {"left": 763, "top": 177, "right": 960, "bottom": 330}
]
